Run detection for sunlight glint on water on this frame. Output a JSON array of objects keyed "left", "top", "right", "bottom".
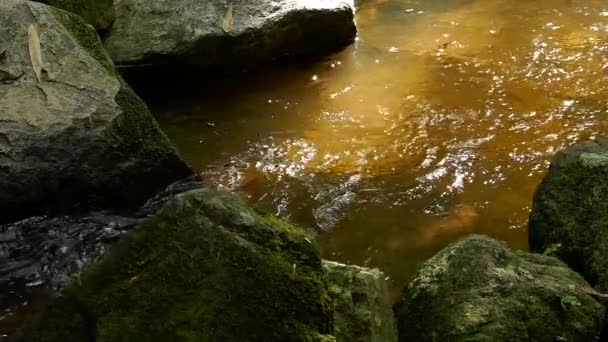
[{"left": 156, "top": 0, "right": 608, "bottom": 299}]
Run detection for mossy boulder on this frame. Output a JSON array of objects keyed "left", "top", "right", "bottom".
[
  {"left": 34, "top": 0, "right": 115, "bottom": 31},
  {"left": 18, "top": 190, "right": 336, "bottom": 341},
  {"left": 104, "top": 0, "right": 357, "bottom": 68},
  {"left": 323, "top": 261, "right": 398, "bottom": 342},
  {"left": 0, "top": 0, "right": 192, "bottom": 222},
  {"left": 529, "top": 140, "right": 608, "bottom": 292},
  {"left": 396, "top": 235, "right": 605, "bottom": 342}
]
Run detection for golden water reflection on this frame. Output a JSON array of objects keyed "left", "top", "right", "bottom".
[{"left": 156, "top": 0, "right": 608, "bottom": 299}]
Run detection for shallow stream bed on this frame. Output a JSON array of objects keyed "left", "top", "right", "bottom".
[{"left": 152, "top": 0, "right": 608, "bottom": 299}]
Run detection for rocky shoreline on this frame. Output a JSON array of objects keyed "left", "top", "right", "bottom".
[{"left": 2, "top": 0, "right": 608, "bottom": 341}]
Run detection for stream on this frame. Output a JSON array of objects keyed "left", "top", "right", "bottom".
[{"left": 153, "top": 0, "right": 608, "bottom": 299}]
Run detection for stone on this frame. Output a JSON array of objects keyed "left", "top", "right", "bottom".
[
  {"left": 529, "top": 140, "right": 608, "bottom": 292},
  {"left": 323, "top": 260, "right": 398, "bottom": 342},
  {"left": 33, "top": 0, "right": 116, "bottom": 31},
  {"left": 104, "top": 0, "right": 357, "bottom": 68},
  {"left": 0, "top": 0, "right": 192, "bottom": 223},
  {"left": 396, "top": 235, "right": 605, "bottom": 342},
  {"left": 18, "top": 190, "right": 336, "bottom": 341}
]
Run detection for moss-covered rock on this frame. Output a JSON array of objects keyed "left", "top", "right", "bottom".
[
  {"left": 323, "top": 261, "right": 398, "bottom": 342},
  {"left": 34, "top": 0, "right": 115, "bottom": 31},
  {"left": 0, "top": 0, "right": 192, "bottom": 222},
  {"left": 18, "top": 190, "right": 337, "bottom": 341},
  {"left": 104, "top": 0, "right": 357, "bottom": 68},
  {"left": 529, "top": 140, "right": 608, "bottom": 292},
  {"left": 396, "top": 235, "right": 605, "bottom": 342}
]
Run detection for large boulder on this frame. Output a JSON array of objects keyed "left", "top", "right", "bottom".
[
  {"left": 0, "top": 0, "right": 192, "bottom": 223},
  {"left": 323, "top": 261, "right": 398, "bottom": 342},
  {"left": 396, "top": 235, "right": 606, "bottom": 342},
  {"left": 18, "top": 190, "right": 335, "bottom": 341},
  {"left": 529, "top": 140, "right": 608, "bottom": 291},
  {"left": 104, "top": 0, "right": 357, "bottom": 68},
  {"left": 33, "top": 0, "right": 116, "bottom": 31}
]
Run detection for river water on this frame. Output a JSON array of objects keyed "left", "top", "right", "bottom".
[{"left": 153, "top": 0, "right": 608, "bottom": 299}]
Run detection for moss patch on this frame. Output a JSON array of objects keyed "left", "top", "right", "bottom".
[
  {"left": 529, "top": 140, "right": 608, "bottom": 291},
  {"left": 19, "top": 190, "right": 335, "bottom": 341},
  {"left": 396, "top": 235, "right": 605, "bottom": 342}
]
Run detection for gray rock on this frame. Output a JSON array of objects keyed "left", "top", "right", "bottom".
[
  {"left": 104, "top": 0, "right": 357, "bottom": 68},
  {"left": 33, "top": 0, "right": 116, "bottom": 31},
  {"left": 0, "top": 0, "right": 192, "bottom": 222},
  {"left": 529, "top": 140, "right": 608, "bottom": 292},
  {"left": 396, "top": 235, "right": 606, "bottom": 342},
  {"left": 323, "top": 260, "right": 398, "bottom": 342}
]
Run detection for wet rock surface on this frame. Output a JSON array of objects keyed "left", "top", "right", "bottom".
[
  {"left": 104, "top": 0, "right": 357, "bottom": 68},
  {"left": 396, "top": 235, "right": 606, "bottom": 342},
  {"left": 0, "top": 0, "right": 192, "bottom": 223},
  {"left": 529, "top": 140, "right": 608, "bottom": 292}
]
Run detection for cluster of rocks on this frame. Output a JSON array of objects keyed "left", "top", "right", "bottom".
[
  {"left": 4, "top": 0, "right": 608, "bottom": 341},
  {"left": 0, "top": 0, "right": 400, "bottom": 341}
]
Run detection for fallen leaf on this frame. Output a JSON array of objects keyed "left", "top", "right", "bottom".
[
  {"left": 582, "top": 286, "right": 608, "bottom": 298},
  {"left": 222, "top": 3, "right": 233, "bottom": 33},
  {"left": 27, "top": 24, "right": 43, "bottom": 82}
]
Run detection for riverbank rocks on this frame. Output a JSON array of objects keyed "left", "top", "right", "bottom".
[
  {"left": 396, "top": 235, "right": 605, "bottom": 342},
  {"left": 33, "top": 0, "right": 115, "bottom": 31},
  {"left": 323, "top": 261, "right": 398, "bottom": 342},
  {"left": 103, "top": 0, "right": 357, "bottom": 68},
  {"left": 18, "top": 190, "right": 397, "bottom": 341},
  {"left": 0, "top": 0, "right": 192, "bottom": 223},
  {"left": 529, "top": 141, "right": 608, "bottom": 292},
  {"left": 17, "top": 190, "right": 331, "bottom": 341}
]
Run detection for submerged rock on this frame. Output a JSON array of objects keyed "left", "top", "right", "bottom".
[
  {"left": 104, "top": 0, "right": 357, "bottom": 68},
  {"left": 529, "top": 140, "right": 608, "bottom": 292},
  {"left": 33, "top": 0, "right": 115, "bottom": 31},
  {"left": 0, "top": 0, "right": 192, "bottom": 222},
  {"left": 323, "top": 261, "right": 397, "bottom": 342},
  {"left": 396, "top": 235, "right": 605, "bottom": 342},
  {"left": 18, "top": 190, "right": 336, "bottom": 341}
]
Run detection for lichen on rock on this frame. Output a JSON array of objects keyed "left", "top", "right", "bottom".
[{"left": 396, "top": 235, "right": 606, "bottom": 342}]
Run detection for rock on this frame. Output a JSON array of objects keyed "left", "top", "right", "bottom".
[
  {"left": 0, "top": 178, "right": 203, "bottom": 295},
  {"left": 33, "top": 0, "right": 116, "bottom": 31},
  {"left": 529, "top": 140, "right": 608, "bottom": 292},
  {"left": 104, "top": 0, "right": 357, "bottom": 68},
  {"left": 396, "top": 235, "right": 606, "bottom": 342},
  {"left": 323, "top": 260, "right": 398, "bottom": 342},
  {"left": 0, "top": 0, "right": 192, "bottom": 223},
  {"left": 17, "top": 190, "right": 336, "bottom": 341}
]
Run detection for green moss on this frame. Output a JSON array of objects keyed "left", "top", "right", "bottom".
[
  {"left": 36, "top": 0, "right": 115, "bottom": 30},
  {"left": 48, "top": 5, "right": 192, "bottom": 207},
  {"left": 49, "top": 8, "right": 116, "bottom": 76},
  {"left": 397, "top": 235, "right": 606, "bottom": 342},
  {"left": 19, "top": 190, "right": 335, "bottom": 341},
  {"left": 529, "top": 141, "right": 608, "bottom": 291}
]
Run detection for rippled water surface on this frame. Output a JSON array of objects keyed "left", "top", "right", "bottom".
[{"left": 155, "top": 0, "right": 608, "bottom": 298}]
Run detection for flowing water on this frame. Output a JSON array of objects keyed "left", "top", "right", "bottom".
[{"left": 153, "top": 0, "right": 608, "bottom": 299}]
